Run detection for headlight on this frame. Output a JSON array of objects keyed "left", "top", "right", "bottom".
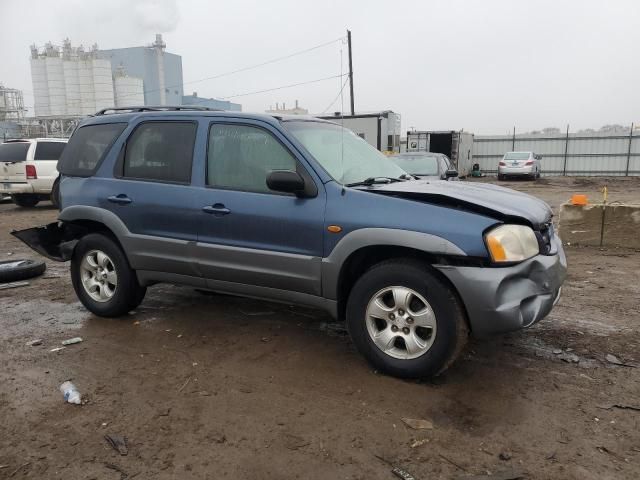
[{"left": 485, "top": 224, "right": 539, "bottom": 263}]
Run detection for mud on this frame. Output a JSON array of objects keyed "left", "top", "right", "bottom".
[{"left": 1, "top": 177, "right": 639, "bottom": 479}]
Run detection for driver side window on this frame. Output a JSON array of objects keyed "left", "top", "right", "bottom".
[{"left": 207, "top": 124, "right": 296, "bottom": 193}]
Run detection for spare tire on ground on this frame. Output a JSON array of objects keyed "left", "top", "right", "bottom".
[{"left": 0, "top": 259, "right": 47, "bottom": 283}]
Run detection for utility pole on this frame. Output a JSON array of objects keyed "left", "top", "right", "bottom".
[{"left": 347, "top": 29, "right": 355, "bottom": 116}]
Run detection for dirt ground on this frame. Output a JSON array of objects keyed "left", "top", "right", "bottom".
[{"left": 1, "top": 177, "right": 639, "bottom": 480}]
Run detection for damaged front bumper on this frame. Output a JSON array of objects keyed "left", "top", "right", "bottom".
[
  {"left": 11, "top": 222, "right": 87, "bottom": 262},
  {"left": 435, "top": 236, "right": 567, "bottom": 337}
]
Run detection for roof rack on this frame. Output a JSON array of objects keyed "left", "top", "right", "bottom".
[{"left": 93, "top": 106, "right": 223, "bottom": 116}]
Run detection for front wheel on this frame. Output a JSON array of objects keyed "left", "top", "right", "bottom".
[
  {"left": 346, "top": 259, "right": 468, "bottom": 378},
  {"left": 71, "top": 233, "right": 146, "bottom": 317}
]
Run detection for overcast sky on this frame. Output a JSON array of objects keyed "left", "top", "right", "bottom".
[{"left": 1, "top": 0, "right": 638, "bottom": 134}]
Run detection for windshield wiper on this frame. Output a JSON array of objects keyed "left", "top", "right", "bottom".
[{"left": 345, "top": 176, "right": 406, "bottom": 187}]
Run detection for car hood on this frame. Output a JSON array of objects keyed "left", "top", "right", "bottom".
[{"left": 360, "top": 180, "right": 553, "bottom": 228}]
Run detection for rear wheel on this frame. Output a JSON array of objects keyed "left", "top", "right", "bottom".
[
  {"left": 51, "top": 176, "right": 61, "bottom": 209},
  {"left": 346, "top": 259, "right": 468, "bottom": 378},
  {"left": 71, "top": 233, "right": 146, "bottom": 317},
  {"left": 12, "top": 194, "right": 39, "bottom": 207},
  {"left": 497, "top": 174, "right": 505, "bottom": 181}
]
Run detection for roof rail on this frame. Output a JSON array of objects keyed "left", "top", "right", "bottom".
[{"left": 93, "top": 105, "right": 223, "bottom": 116}]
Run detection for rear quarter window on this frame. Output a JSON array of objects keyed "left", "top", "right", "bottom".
[
  {"left": 34, "top": 142, "right": 66, "bottom": 161},
  {"left": 57, "top": 123, "right": 127, "bottom": 177},
  {"left": 0, "top": 142, "right": 30, "bottom": 162}
]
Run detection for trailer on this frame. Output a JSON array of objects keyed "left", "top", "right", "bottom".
[
  {"left": 318, "top": 111, "right": 401, "bottom": 153},
  {"left": 406, "top": 130, "right": 474, "bottom": 176}
]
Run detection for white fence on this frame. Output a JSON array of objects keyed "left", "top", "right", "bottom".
[{"left": 473, "top": 130, "right": 640, "bottom": 176}]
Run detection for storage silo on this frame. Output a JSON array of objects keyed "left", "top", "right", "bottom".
[
  {"left": 114, "top": 68, "right": 144, "bottom": 107},
  {"left": 45, "top": 55, "right": 66, "bottom": 116},
  {"left": 63, "top": 59, "right": 81, "bottom": 116},
  {"left": 77, "top": 57, "right": 96, "bottom": 115},
  {"left": 92, "top": 58, "right": 115, "bottom": 111},
  {"left": 30, "top": 54, "right": 50, "bottom": 117}
]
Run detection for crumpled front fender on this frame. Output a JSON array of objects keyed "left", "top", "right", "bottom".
[{"left": 11, "top": 222, "right": 88, "bottom": 262}]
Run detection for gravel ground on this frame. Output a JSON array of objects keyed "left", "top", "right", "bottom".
[{"left": 1, "top": 177, "right": 639, "bottom": 480}]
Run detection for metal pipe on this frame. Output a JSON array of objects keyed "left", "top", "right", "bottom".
[
  {"left": 511, "top": 126, "right": 515, "bottom": 150},
  {"left": 562, "top": 124, "right": 569, "bottom": 176},
  {"left": 625, "top": 123, "right": 634, "bottom": 176}
]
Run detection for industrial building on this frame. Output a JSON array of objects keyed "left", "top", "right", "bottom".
[
  {"left": 266, "top": 101, "right": 308, "bottom": 115},
  {"left": 0, "top": 84, "right": 26, "bottom": 139},
  {"left": 97, "top": 34, "right": 183, "bottom": 106},
  {"left": 182, "top": 92, "right": 241, "bottom": 111}
]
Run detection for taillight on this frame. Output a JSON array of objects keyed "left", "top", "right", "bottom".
[
  {"left": 499, "top": 161, "right": 506, "bottom": 166},
  {"left": 525, "top": 161, "right": 533, "bottom": 165},
  {"left": 26, "top": 165, "right": 37, "bottom": 179}
]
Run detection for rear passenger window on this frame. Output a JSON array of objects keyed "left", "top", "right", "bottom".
[
  {"left": 124, "top": 122, "right": 196, "bottom": 183},
  {"left": 58, "top": 123, "right": 126, "bottom": 176},
  {"left": 207, "top": 124, "right": 296, "bottom": 193},
  {"left": 34, "top": 142, "right": 66, "bottom": 160}
]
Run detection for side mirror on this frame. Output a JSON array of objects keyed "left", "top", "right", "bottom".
[
  {"left": 266, "top": 170, "right": 306, "bottom": 196},
  {"left": 445, "top": 169, "right": 458, "bottom": 179}
]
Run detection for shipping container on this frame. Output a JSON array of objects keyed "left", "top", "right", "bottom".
[
  {"left": 318, "top": 111, "right": 402, "bottom": 153},
  {"left": 406, "top": 130, "right": 474, "bottom": 176}
]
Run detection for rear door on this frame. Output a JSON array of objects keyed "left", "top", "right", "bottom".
[
  {"left": 101, "top": 120, "right": 202, "bottom": 278},
  {"left": 32, "top": 141, "right": 67, "bottom": 192},
  {"left": 0, "top": 141, "right": 31, "bottom": 185},
  {"left": 195, "top": 119, "right": 326, "bottom": 296}
]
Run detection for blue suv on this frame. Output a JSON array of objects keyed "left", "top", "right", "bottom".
[{"left": 14, "top": 106, "right": 567, "bottom": 378}]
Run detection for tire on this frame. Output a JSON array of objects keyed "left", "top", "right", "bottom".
[
  {"left": 346, "top": 259, "right": 468, "bottom": 378},
  {"left": 71, "top": 233, "right": 146, "bottom": 317},
  {"left": 51, "top": 176, "right": 61, "bottom": 209},
  {"left": 12, "top": 194, "right": 39, "bottom": 207},
  {"left": 0, "top": 259, "right": 46, "bottom": 283}
]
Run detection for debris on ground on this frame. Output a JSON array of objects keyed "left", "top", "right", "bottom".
[
  {"left": 391, "top": 465, "right": 418, "bottom": 480},
  {"left": 410, "top": 439, "right": 429, "bottom": 448},
  {"left": 439, "top": 453, "right": 467, "bottom": 472},
  {"left": 401, "top": 417, "right": 434, "bottom": 430},
  {"left": 49, "top": 347, "right": 65, "bottom": 353},
  {"left": 104, "top": 434, "right": 128, "bottom": 456},
  {"left": 59, "top": 381, "right": 81, "bottom": 405},
  {"left": 61, "top": 337, "right": 83, "bottom": 346},
  {"left": 26, "top": 339, "right": 42, "bottom": 346},
  {"left": 597, "top": 404, "right": 640, "bottom": 412},
  {"left": 499, "top": 451, "right": 512, "bottom": 461},
  {"left": 605, "top": 354, "right": 637, "bottom": 367},
  {"left": 552, "top": 349, "right": 562, "bottom": 354},
  {"left": 374, "top": 454, "right": 418, "bottom": 480},
  {"left": 0, "top": 281, "right": 29, "bottom": 290},
  {"left": 558, "top": 352, "right": 580, "bottom": 363}
]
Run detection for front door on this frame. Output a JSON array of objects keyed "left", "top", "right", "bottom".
[{"left": 195, "top": 120, "right": 326, "bottom": 296}]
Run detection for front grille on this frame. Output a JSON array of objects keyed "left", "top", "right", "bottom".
[{"left": 535, "top": 222, "right": 553, "bottom": 255}]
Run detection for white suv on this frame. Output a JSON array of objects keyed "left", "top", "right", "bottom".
[{"left": 0, "top": 138, "right": 67, "bottom": 207}]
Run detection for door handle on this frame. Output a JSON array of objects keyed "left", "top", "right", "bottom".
[
  {"left": 202, "top": 203, "right": 230, "bottom": 215},
  {"left": 108, "top": 194, "right": 132, "bottom": 205}
]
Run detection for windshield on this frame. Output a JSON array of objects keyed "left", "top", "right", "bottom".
[
  {"left": 391, "top": 155, "right": 440, "bottom": 175},
  {"left": 284, "top": 121, "right": 407, "bottom": 184},
  {"left": 504, "top": 152, "right": 531, "bottom": 160}
]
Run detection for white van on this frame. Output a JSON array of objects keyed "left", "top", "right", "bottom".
[{"left": 0, "top": 138, "right": 67, "bottom": 207}]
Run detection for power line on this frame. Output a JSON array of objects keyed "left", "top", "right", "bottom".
[
  {"left": 220, "top": 74, "right": 348, "bottom": 100},
  {"left": 321, "top": 76, "right": 350, "bottom": 114}
]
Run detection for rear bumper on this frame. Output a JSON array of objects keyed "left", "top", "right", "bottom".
[
  {"left": 435, "top": 236, "right": 567, "bottom": 337},
  {"left": 498, "top": 165, "right": 535, "bottom": 176},
  {"left": 1, "top": 182, "right": 34, "bottom": 194}
]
